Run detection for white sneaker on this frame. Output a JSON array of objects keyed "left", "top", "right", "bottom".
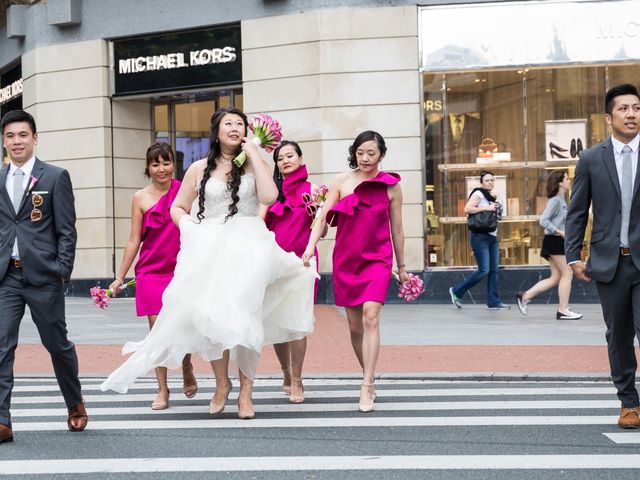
[{"left": 556, "top": 309, "right": 583, "bottom": 320}]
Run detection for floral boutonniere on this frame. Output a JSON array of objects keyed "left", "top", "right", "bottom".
[{"left": 27, "top": 175, "right": 38, "bottom": 194}]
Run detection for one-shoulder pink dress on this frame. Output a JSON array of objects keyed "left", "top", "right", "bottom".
[
  {"left": 134, "top": 179, "right": 181, "bottom": 316},
  {"left": 326, "top": 171, "right": 400, "bottom": 307},
  {"left": 265, "top": 165, "right": 319, "bottom": 301}
]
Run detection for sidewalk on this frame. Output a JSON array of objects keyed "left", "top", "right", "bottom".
[{"left": 14, "top": 299, "right": 631, "bottom": 379}]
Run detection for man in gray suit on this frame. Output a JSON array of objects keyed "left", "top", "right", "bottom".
[
  {"left": 0, "top": 110, "right": 88, "bottom": 444},
  {"left": 565, "top": 84, "right": 640, "bottom": 429}
]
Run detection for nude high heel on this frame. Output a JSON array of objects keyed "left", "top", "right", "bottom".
[
  {"left": 358, "top": 383, "right": 375, "bottom": 413},
  {"left": 209, "top": 378, "right": 232, "bottom": 415},
  {"left": 289, "top": 377, "right": 305, "bottom": 404},
  {"left": 151, "top": 383, "right": 169, "bottom": 411}
]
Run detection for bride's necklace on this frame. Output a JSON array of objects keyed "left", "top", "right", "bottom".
[{"left": 216, "top": 156, "right": 232, "bottom": 165}]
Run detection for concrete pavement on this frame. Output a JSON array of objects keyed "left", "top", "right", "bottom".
[{"left": 14, "top": 298, "right": 637, "bottom": 379}]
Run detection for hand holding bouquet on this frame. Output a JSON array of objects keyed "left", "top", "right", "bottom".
[
  {"left": 233, "top": 113, "right": 283, "bottom": 167},
  {"left": 90, "top": 278, "right": 136, "bottom": 309},
  {"left": 393, "top": 272, "right": 425, "bottom": 302},
  {"left": 302, "top": 184, "right": 329, "bottom": 229}
]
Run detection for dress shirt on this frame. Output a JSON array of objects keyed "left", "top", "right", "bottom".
[
  {"left": 611, "top": 134, "right": 640, "bottom": 192},
  {"left": 6, "top": 156, "right": 36, "bottom": 259}
]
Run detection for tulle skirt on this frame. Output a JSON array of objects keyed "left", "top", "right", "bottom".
[{"left": 101, "top": 214, "right": 318, "bottom": 393}]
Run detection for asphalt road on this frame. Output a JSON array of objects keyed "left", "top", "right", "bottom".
[{"left": 2, "top": 376, "right": 640, "bottom": 479}]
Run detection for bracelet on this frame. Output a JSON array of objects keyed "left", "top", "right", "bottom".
[
  {"left": 397, "top": 264, "right": 406, "bottom": 269},
  {"left": 115, "top": 277, "right": 124, "bottom": 285}
]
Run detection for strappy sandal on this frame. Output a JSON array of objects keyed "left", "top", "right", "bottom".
[
  {"left": 151, "top": 384, "right": 170, "bottom": 410},
  {"left": 182, "top": 363, "right": 198, "bottom": 399},
  {"left": 281, "top": 366, "right": 292, "bottom": 395},
  {"left": 289, "top": 377, "right": 304, "bottom": 404},
  {"left": 358, "top": 383, "right": 375, "bottom": 413}
]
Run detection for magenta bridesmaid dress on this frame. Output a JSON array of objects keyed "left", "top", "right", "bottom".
[
  {"left": 326, "top": 171, "right": 401, "bottom": 307},
  {"left": 134, "top": 179, "right": 181, "bottom": 316},
  {"left": 265, "top": 165, "right": 319, "bottom": 300}
]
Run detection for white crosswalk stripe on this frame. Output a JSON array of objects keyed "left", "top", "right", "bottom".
[{"left": 3, "top": 376, "right": 640, "bottom": 477}]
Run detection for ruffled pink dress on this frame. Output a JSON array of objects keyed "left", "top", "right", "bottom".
[
  {"left": 265, "top": 165, "right": 319, "bottom": 301},
  {"left": 134, "top": 179, "right": 181, "bottom": 316},
  {"left": 326, "top": 171, "right": 400, "bottom": 307}
]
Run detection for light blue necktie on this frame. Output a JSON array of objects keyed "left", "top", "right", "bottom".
[
  {"left": 12, "top": 168, "right": 25, "bottom": 213},
  {"left": 620, "top": 145, "right": 633, "bottom": 247}
]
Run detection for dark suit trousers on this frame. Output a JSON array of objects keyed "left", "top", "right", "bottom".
[
  {"left": 0, "top": 266, "right": 82, "bottom": 427},
  {"left": 596, "top": 255, "right": 640, "bottom": 407}
]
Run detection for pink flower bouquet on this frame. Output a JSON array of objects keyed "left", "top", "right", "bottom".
[
  {"left": 310, "top": 184, "right": 329, "bottom": 228},
  {"left": 90, "top": 278, "right": 136, "bottom": 309},
  {"left": 393, "top": 272, "right": 425, "bottom": 302},
  {"left": 233, "top": 113, "right": 283, "bottom": 167}
]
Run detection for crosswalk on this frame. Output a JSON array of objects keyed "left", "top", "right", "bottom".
[{"left": 3, "top": 376, "right": 640, "bottom": 478}]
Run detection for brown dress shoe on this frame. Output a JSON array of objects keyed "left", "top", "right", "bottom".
[
  {"left": 0, "top": 424, "right": 13, "bottom": 444},
  {"left": 618, "top": 406, "right": 640, "bottom": 429},
  {"left": 67, "top": 402, "right": 88, "bottom": 432}
]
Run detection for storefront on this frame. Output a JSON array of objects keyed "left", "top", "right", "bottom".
[
  {"left": 0, "top": 62, "right": 22, "bottom": 164},
  {"left": 420, "top": 0, "right": 640, "bottom": 282},
  {"left": 111, "top": 23, "right": 243, "bottom": 179}
]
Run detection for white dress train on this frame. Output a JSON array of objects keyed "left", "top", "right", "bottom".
[{"left": 101, "top": 174, "right": 318, "bottom": 393}]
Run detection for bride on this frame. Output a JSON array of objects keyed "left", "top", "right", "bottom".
[{"left": 101, "top": 107, "right": 318, "bottom": 419}]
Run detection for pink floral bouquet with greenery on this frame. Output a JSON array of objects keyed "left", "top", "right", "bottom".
[
  {"left": 233, "top": 113, "right": 283, "bottom": 167},
  {"left": 90, "top": 279, "right": 136, "bottom": 309},
  {"left": 393, "top": 272, "right": 425, "bottom": 302},
  {"left": 310, "top": 184, "right": 329, "bottom": 228}
]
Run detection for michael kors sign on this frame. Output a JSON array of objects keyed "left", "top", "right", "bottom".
[{"left": 111, "top": 24, "right": 241, "bottom": 97}]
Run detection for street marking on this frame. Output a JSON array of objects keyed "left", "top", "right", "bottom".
[
  {"left": 2, "top": 455, "right": 640, "bottom": 474},
  {"left": 11, "top": 415, "right": 620, "bottom": 432},
  {"left": 10, "top": 400, "right": 621, "bottom": 418},
  {"left": 604, "top": 433, "right": 640, "bottom": 444},
  {"left": 10, "top": 386, "right": 617, "bottom": 403}
]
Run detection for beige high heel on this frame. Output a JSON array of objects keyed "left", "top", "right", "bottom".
[
  {"left": 238, "top": 380, "right": 255, "bottom": 419},
  {"left": 151, "top": 383, "right": 169, "bottom": 410},
  {"left": 182, "top": 363, "right": 198, "bottom": 399},
  {"left": 209, "top": 378, "right": 232, "bottom": 415},
  {"left": 289, "top": 377, "right": 304, "bottom": 404},
  {"left": 358, "top": 383, "right": 375, "bottom": 413}
]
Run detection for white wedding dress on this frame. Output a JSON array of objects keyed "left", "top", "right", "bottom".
[{"left": 101, "top": 173, "right": 318, "bottom": 393}]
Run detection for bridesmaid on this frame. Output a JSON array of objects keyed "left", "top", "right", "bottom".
[
  {"left": 260, "top": 140, "right": 326, "bottom": 404},
  {"left": 109, "top": 142, "right": 197, "bottom": 410},
  {"left": 302, "top": 131, "right": 408, "bottom": 412}
]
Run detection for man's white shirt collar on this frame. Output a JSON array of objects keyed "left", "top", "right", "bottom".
[
  {"left": 612, "top": 133, "right": 640, "bottom": 155},
  {"left": 9, "top": 156, "right": 36, "bottom": 179}
]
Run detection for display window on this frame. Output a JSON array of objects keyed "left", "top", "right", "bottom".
[{"left": 423, "top": 65, "right": 638, "bottom": 268}]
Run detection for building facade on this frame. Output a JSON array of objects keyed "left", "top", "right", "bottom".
[{"left": 1, "top": 0, "right": 638, "bottom": 302}]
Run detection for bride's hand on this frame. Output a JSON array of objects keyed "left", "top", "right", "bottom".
[
  {"left": 302, "top": 247, "right": 314, "bottom": 267},
  {"left": 241, "top": 137, "right": 260, "bottom": 163}
]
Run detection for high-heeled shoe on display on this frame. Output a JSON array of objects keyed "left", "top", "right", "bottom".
[
  {"left": 576, "top": 138, "right": 583, "bottom": 155},
  {"left": 550, "top": 148, "right": 568, "bottom": 159},
  {"left": 358, "top": 383, "right": 375, "bottom": 413},
  {"left": 209, "top": 378, "right": 232, "bottom": 415},
  {"left": 570, "top": 138, "right": 577, "bottom": 158},
  {"left": 549, "top": 142, "right": 568, "bottom": 152}
]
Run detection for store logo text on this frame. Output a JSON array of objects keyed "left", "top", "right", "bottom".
[
  {"left": 118, "top": 47, "right": 237, "bottom": 74},
  {"left": 0, "top": 78, "right": 23, "bottom": 105}
]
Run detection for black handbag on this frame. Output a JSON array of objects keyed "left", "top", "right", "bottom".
[
  {"left": 467, "top": 210, "right": 498, "bottom": 233},
  {"left": 466, "top": 188, "right": 501, "bottom": 233}
]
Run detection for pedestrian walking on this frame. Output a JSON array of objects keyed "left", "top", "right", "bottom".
[
  {"left": 449, "top": 171, "right": 510, "bottom": 310},
  {"left": 0, "top": 110, "right": 88, "bottom": 444},
  {"left": 565, "top": 83, "right": 640, "bottom": 429},
  {"left": 108, "top": 142, "right": 197, "bottom": 410},
  {"left": 261, "top": 140, "right": 326, "bottom": 404},
  {"left": 303, "top": 130, "right": 408, "bottom": 413},
  {"left": 516, "top": 170, "right": 582, "bottom": 320}
]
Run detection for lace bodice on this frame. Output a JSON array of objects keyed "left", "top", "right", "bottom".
[{"left": 191, "top": 174, "right": 259, "bottom": 221}]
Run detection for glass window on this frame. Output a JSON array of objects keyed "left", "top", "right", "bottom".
[{"left": 423, "top": 65, "right": 630, "bottom": 269}]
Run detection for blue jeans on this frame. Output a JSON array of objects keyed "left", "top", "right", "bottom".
[{"left": 452, "top": 232, "right": 502, "bottom": 307}]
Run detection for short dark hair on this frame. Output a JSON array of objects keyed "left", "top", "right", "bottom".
[
  {"left": 479, "top": 170, "right": 494, "bottom": 182},
  {"left": 605, "top": 83, "right": 640, "bottom": 114},
  {"left": 144, "top": 142, "right": 175, "bottom": 178},
  {"left": 272, "top": 140, "right": 303, "bottom": 203},
  {"left": 1, "top": 109, "right": 37, "bottom": 135},
  {"left": 347, "top": 130, "right": 387, "bottom": 169},
  {"left": 546, "top": 170, "right": 567, "bottom": 198}
]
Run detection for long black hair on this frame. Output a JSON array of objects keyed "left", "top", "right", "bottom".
[
  {"left": 196, "top": 106, "right": 248, "bottom": 222},
  {"left": 272, "top": 140, "right": 303, "bottom": 203}
]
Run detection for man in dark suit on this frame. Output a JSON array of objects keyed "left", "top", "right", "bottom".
[
  {"left": 565, "top": 84, "right": 640, "bottom": 429},
  {"left": 0, "top": 110, "right": 88, "bottom": 444}
]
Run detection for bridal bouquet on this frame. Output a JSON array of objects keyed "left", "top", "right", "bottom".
[
  {"left": 90, "top": 279, "right": 136, "bottom": 309},
  {"left": 393, "top": 272, "right": 425, "bottom": 302},
  {"left": 310, "top": 184, "right": 329, "bottom": 228},
  {"left": 233, "top": 113, "right": 283, "bottom": 167}
]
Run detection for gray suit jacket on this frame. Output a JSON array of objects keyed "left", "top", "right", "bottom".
[
  {"left": 0, "top": 158, "right": 77, "bottom": 286},
  {"left": 565, "top": 137, "right": 640, "bottom": 283}
]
